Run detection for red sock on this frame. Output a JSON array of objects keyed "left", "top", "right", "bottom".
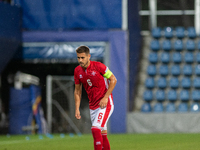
[
  {"left": 91, "top": 127, "right": 103, "bottom": 150},
  {"left": 102, "top": 133, "right": 110, "bottom": 150}
]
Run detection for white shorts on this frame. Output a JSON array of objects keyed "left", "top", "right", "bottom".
[{"left": 90, "top": 102, "right": 114, "bottom": 131}]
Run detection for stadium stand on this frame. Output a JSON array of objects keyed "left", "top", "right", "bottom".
[{"left": 141, "top": 26, "right": 200, "bottom": 113}]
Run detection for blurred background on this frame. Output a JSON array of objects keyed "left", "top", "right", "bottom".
[{"left": 0, "top": 0, "right": 200, "bottom": 135}]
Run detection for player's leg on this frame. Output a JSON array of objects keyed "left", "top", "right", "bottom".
[
  {"left": 100, "top": 104, "right": 114, "bottom": 150},
  {"left": 90, "top": 108, "right": 103, "bottom": 150},
  {"left": 92, "top": 105, "right": 114, "bottom": 150},
  {"left": 101, "top": 130, "right": 110, "bottom": 150}
]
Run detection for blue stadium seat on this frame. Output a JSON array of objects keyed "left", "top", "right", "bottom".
[
  {"left": 151, "top": 27, "right": 162, "bottom": 39},
  {"left": 194, "top": 65, "right": 200, "bottom": 76},
  {"left": 184, "top": 52, "right": 194, "bottom": 64},
  {"left": 185, "top": 39, "right": 195, "bottom": 51},
  {"left": 166, "top": 103, "right": 176, "bottom": 112},
  {"left": 175, "top": 27, "right": 185, "bottom": 39},
  {"left": 181, "top": 77, "right": 191, "bottom": 89},
  {"left": 172, "top": 52, "right": 182, "bottom": 64},
  {"left": 187, "top": 27, "right": 196, "bottom": 39},
  {"left": 159, "top": 65, "right": 168, "bottom": 76},
  {"left": 195, "top": 52, "right": 200, "bottom": 63},
  {"left": 162, "top": 40, "right": 172, "bottom": 51},
  {"left": 150, "top": 40, "right": 160, "bottom": 51},
  {"left": 143, "top": 90, "right": 153, "bottom": 102},
  {"left": 174, "top": 39, "right": 183, "bottom": 51},
  {"left": 160, "top": 52, "right": 170, "bottom": 63},
  {"left": 147, "top": 65, "right": 157, "bottom": 76},
  {"left": 164, "top": 27, "right": 173, "bottom": 39},
  {"left": 141, "top": 103, "right": 151, "bottom": 113},
  {"left": 148, "top": 52, "right": 158, "bottom": 64},
  {"left": 155, "top": 90, "right": 165, "bottom": 102},
  {"left": 193, "top": 77, "right": 200, "bottom": 89},
  {"left": 157, "top": 77, "right": 167, "bottom": 89},
  {"left": 153, "top": 103, "right": 164, "bottom": 112},
  {"left": 167, "top": 89, "right": 177, "bottom": 102},
  {"left": 197, "top": 41, "right": 200, "bottom": 50},
  {"left": 190, "top": 103, "right": 200, "bottom": 112},
  {"left": 182, "top": 65, "right": 193, "bottom": 76},
  {"left": 178, "top": 103, "right": 188, "bottom": 112},
  {"left": 171, "top": 65, "right": 181, "bottom": 76},
  {"left": 145, "top": 77, "right": 155, "bottom": 89},
  {"left": 169, "top": 77, "right": 179, "bottom": 89},
  {"left": 191, "top": 90, "right": 200, "bottom": 101},
  {"left": 179, "top": 90, "right": 190, "bottom": 102}
]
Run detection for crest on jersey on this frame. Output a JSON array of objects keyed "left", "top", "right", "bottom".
[
  {"left": 91, "top": 71, "right": 96, "bottom": 76},
  {"left": 79, "top": 74, "right": 83, "bottom": 78}
]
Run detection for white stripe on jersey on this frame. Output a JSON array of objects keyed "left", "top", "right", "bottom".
[
  {"left": 104, "top": 78, "right": 109, "bottom": 89},
  {"left": 105, "top": 67, "right": 109, "bottom": 73}
]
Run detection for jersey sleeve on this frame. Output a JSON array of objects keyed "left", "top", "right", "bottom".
[
  {"left": 96, "top": 62, "right": 113, "bottom": 79},
  {"left": 74, "top": 68, "right": 80, "bottom": 84}
]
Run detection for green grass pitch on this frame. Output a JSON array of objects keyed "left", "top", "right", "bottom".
[{"left": 0, "top": 133, "right": 200, "bottom": 150}]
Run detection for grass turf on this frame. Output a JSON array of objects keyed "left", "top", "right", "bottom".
[{"left": 0, "top": 133, "right": 200, "bottom": 150}]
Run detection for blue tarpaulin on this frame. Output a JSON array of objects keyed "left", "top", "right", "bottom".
[{"left": 13, "top": 0, "right": 122, "bottom": 30}]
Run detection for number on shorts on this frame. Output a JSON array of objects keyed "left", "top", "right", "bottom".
[{"left": 98, "top": 113, "right": 103, "bottom": 119}]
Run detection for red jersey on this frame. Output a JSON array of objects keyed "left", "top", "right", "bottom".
[{"left": 74, "top": 61, "right": 113, "bottom": 110}]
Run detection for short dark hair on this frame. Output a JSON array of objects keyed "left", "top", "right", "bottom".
[{"left": 76, "top": 45, "right": 90, "bottom": 54}]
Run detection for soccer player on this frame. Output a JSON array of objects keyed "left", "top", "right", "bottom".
[{"left": 74, "top": 46, "right": 117, "bottom": 150}]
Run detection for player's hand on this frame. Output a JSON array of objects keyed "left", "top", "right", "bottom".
[
  {"left": 75, "top": 110, "right": 81, "bottom": 120},
  {"left": 99, "top": 97, "right": 108, "bottom": 109}
]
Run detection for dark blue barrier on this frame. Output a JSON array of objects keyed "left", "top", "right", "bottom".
[
  {"left": 0, "top": 2, "right": 21, "bottom": 73},
  {"left": 9, "top": 85, "right": 46, "bottom": 134},
  {"left": 9, "top": 88, "right": 32, "bottom": 134}
]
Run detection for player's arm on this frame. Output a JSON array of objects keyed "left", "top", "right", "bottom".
[
  {"left": 74, "top": 83, "right": 82, "bottom": 119},
  {"left": 99, "top": 70, "right": 117, "bottom": 109}
]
